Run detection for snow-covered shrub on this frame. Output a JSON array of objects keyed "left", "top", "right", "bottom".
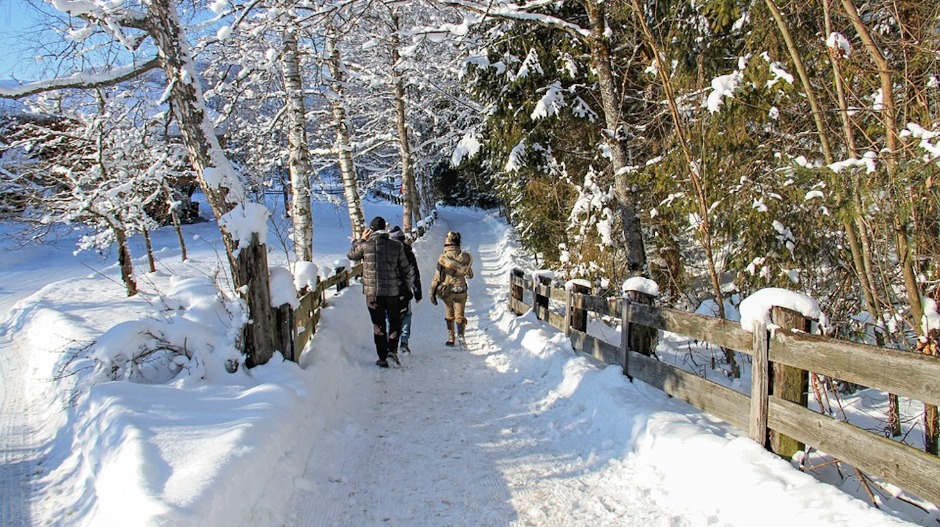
[{"left": 91, "top": 276, "right": 247, "bottom": 384}]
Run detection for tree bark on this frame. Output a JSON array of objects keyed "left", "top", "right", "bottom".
[
  {"left": 147, "top": 0, "right": 274, "bottom": 365},
  {"left": 326, "top": 34, "right": 365, "bottom": 238},
  {"left": 281, "top": 30, "right": 314, "bottom": 262},
  {"left": 143, "top": 227, "right": 156, "bottom": 273},
  {"left": 583, "top": 0, "right": 646, "bottom": 276},
  {"left": 390, "top": 12, "right": 418, "bottom": 236},
  {"left": 113, "top": 224, "right": 138, "bottom": 297}
]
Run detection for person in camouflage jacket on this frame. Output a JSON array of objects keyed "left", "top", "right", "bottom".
[
  {"left": 428, "top": 231, "right": 473, "bottom": 346},
  {"left": 347, "top": 216, "right": 415, "bottom": 367}
]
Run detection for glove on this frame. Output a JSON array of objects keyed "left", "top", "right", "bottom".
[
  {"left": 414, "top": 289, "right": 423, "bottom": 303},
  {"left": 430, "top": 294, "right": 438, "bottom": 305}
]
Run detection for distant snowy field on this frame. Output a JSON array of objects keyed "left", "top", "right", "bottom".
[{"left": 0, "top": 195, "right": 935, "bottom": 526}]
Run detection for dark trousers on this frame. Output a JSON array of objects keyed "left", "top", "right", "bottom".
[{"left": 368, "top": 295, "right": 403, "bottom": 361}]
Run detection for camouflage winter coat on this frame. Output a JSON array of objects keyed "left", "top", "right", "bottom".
[
  {"left": 347, "top": 231, "right": 415, "bottom": 297},
  {"left": 429, "top": 246, "right": 473, "bottom": 297}
]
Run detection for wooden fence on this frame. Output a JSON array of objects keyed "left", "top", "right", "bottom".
[
  {"left": 286, "top": 262, "right": 364, "bottom": 360},
  {"left": 508, "top": 268, "right": 940, "bottom": 507}
]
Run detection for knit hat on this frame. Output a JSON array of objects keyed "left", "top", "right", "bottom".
[
  {"left": 369, "top": 216, "right": 386, "bottom": 231},
  {"left": 389, "top": 226, "right": 405, "bottom": 243},
  {"left": 445, "top": 231, "right": 461, "bottom": 246}
]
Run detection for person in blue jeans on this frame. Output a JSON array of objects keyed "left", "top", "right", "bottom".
[{"left": 389, "top": 226, "right": 422, "bottom": 353}]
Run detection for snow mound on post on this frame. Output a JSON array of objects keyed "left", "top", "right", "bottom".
[
  {"left": 293, "top": 261, "right": 320, "bottom": 293},
  {"left": 219, "top": 202, "right": 271, "bottom": 253},
  {"left": 622, "top": 277, "right": 659, "bottom": 297},
  {"left": 739, "top": 287, "right": 827, "bottom": 332},
  {"left": 269, "top": 266, "right": 299, "bottom": 309}
]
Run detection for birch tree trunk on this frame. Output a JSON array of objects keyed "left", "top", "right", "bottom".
[
  {"left": 390, "top": 12, "right": 418, "bottom": 235},
  {"left": 326, "top": 34, "right": 365, "bottom": 238},
  {"left": 147, "top": 0, "right": 275, "bottom": 365},
  {"left": 281, "top": 30, "right": 314, "bottom": 262}
]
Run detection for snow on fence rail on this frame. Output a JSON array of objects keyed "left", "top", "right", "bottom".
[{"left": 508, "top": 268, "right": 940, "bottom": 507}]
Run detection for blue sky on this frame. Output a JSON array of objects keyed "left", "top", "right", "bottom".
[{"left": 0, "top": 0, "right": 48, "bottom": 81}]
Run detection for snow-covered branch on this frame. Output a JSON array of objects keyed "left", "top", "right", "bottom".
[
  {"left": 436, "top": 0, "right": 590, "bottom": 39},
  {"left": 0, "top": 58, "right": 161, "bottom": 100}
]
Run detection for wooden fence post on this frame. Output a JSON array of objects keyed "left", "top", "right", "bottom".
[
  {"left": 625, "top": 290, "right": 657, "bottom": 356},
  {"left": 236, "top": 233, "right": 275, "bottom": 367},
  {"left": 749, "top": 321, "right": 770, "bottom": 447},
  {"left": 621, "top": 298, "right": 631, "bottom": 379},
  {"left": 770, "top": 306, "right": 810, "bottom": 459},
  {"left": 276, "top": 303, "right": 295, "bottom": 362},
  {"left": 510, "top": 268, "right": 525, "bottom": 315},
  {"left": 335, "top": 265, "right": 348, "bottom": 291},
  {"left": 534, "top": 274, "right": 551, "bottom": 320},
  {"left": 566, "top": 281, "right": 590, "bottom": 336}
]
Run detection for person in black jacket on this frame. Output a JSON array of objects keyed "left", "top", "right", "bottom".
[
  {"left": 389, "top": 226, "right": 422, "bottom": 353},
  {"left": 347, "top": 216, "right": 415, "bottom": 368}
]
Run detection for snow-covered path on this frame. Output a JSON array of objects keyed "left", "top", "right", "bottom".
[
  {"left": 254, "top": 208, "right": 689, "bottom": 527},
  {"left": 0, "top": 237, "right": 106, "bottom": 527}
]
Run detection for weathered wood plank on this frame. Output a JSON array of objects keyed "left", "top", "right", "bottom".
[
  {"left": 768, "top": 397, "right": 940, "bottom": 506},
  {"left": 770, "top": 330, "right": 940, "bottom": 408},
  {"left": 573, "top": 293, "right": 617, "bottom": 317},
  {"left": 749, "top": 322, "right": 769, "bottom": 447},
  {"left": 628, "top": 351, "right": 750, "bottom": 431},
  {"left": 626, "top": 304, "right": 754, "bottom": 355},
  {"left": 549, "top": 287, "right": 567, "bottom": 303},
  {"left": 509, "top": 297, "right": 529, "bottom": 316},
  {"left": 320, "top": 263, "right": 363, "bottom": 290},
  {"left": 546, "top": 310, "right": 566, "bottom": 332},
  {"left": 570, "top": 329, "right": 622, "bottom": 366},
  {"left": 572, "top": 294, "right": 753, "bottom": 353}
]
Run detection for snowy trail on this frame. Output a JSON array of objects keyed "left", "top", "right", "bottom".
[
  {"left": 256, "top": 208, "right": 693, "bottom": 527},
  {"left": 0, "top": 239, "right": 105, "bottom": 527},
  {"left": 0, "top": 314, "right": 39, "bottom": 527}
]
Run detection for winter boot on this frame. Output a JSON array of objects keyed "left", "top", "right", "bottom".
[
  {"left": 445, "top": 319, "right": 456, "bottom": 347},
  {"left": 456, "top": 321, "right": 466, "bottom": 345}
]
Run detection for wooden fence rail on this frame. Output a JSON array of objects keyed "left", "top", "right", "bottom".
[
  {"left": 508, "top": 268, "right": 940, "bottom": 507},
  {"left": 290, "top": 262, "right": 364, "bottom": 360}
]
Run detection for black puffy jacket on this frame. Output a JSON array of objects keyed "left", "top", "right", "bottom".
[{"left": 347, "top": 231, "right": 415, "bottom": 297}]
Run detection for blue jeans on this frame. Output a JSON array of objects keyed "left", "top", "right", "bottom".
[{"left": 400, "top": 301, "right": 413, "bottom": 345}]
